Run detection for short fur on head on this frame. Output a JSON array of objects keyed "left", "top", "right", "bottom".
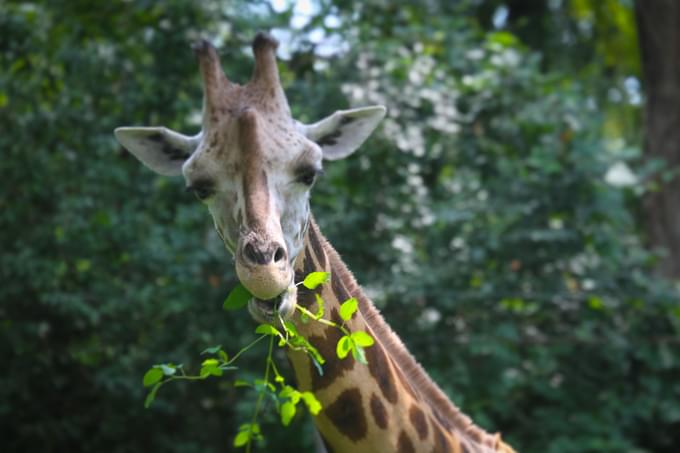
[{"left": 115, "top": 32, "right": 385, "bottom": 320}]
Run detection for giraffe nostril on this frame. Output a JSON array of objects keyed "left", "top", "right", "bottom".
[
  {"left": 243, "top": 242, "right": 264, "bottom": 265},
  {"left": 243, "top": 241, "right": 286, "bottom": 265},
  {"left": 273, "top": 246, "right": 286, "bottom": 263}
]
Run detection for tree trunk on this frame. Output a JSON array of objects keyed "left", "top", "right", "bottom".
[{"left": 635, "top": 0, "right": 680, "bottom": 279}]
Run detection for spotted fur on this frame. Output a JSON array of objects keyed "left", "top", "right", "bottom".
[
  {"left": 370, "top": 393, "right": 389, "bottom": 430},
  {"left": 289, "top": 220, "right": 517, "bottom": 453},
  {"left": 308, "top": 327, "right": 356, "bottom": 393},
  {"left": 365, "top": 343, "right": 399, "bottom": 405},
  {"left": 397, "top": 430, "right": 416, "bottom": 453},
  {"left": 324, "top": 388, "right": 367, "bottom": 442},
  {"left": 410, "top": 405, "right": 429, "bottom": 441}
]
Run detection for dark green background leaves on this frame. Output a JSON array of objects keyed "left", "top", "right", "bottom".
[{"left": 2, "top": 1, "right": 679, "bottom": 452}]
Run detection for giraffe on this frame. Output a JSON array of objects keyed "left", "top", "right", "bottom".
[{"left": 115, "top": 33, "right": 517, "bottom": 453}]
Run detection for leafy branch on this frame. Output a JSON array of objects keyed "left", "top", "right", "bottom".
[
  {"left": 294, "top": 273, "right": 374, "bottom": 364},
  {"left": 141, "top": 270, "right": 374, "bottom": 451}
]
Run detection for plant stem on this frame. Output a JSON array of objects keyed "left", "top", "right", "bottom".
[
  {"left": 295, "top": 304, "right": 351, "bottom": 336},
  {"left": 246, "top": 334, "right": 274, "bottom": 453},
  {"left": 226, "top": 334, "right": 267, "bottom": 366}
]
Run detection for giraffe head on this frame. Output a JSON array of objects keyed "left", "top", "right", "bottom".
[{"left": 115, "top": 33, "right": 385, "bottom": 323}]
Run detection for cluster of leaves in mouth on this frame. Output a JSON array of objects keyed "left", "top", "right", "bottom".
[
  {"left": 224, "top": 284, "right": 285, "bottom": 314},
  {"left": 223, "top": 283, "right": 253, "bottom": 310},
  {"left": 142, "top": 271, "right": 374, "bottom": 452}
]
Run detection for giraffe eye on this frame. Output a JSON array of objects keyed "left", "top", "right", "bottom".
[
  {"left": 296, "top": 167, "right": 323, "bottom": 186},
  {"left": 186, "top": 183, "right": 215, "bottom": 201},
  {"left": 194, "top": 187, "right": 213, "bottom": 200}
]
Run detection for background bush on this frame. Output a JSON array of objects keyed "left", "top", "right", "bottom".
[{"left": 2, "top": 1, "right": 679, "bottom": 452}]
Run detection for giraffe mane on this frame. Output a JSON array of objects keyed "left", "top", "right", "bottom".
[{"left": 309, "top": 218, "right": 500, "bottom": 451}]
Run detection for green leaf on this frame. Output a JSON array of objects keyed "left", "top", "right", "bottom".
[
  {"left": 283, "top": 321, "right": 299, "bottom": 337},
  {"left": 143, "top": 368, "right": 163, "bottom": 387},
  {"left": 279, "top": 385, "right": 296, "bottom": 399},
  {"left": 144, "top": 383, "right": 161, "bottom": 409},
  {"left": 292, "top": 335, "right": 325, "bottom": 365},
  {"left": 234, "top": 379, "right": 251, "bottom": 387},
  {"left": 273, "top": 369, "right": 285, "bottom": 385},
  {"left": 280, "top": 401, "right": 296, "bottom": 426},
  {"left": 351, "top": 331, "right": 375, "bottom": 347},
  {"left": 255, "top": 324, "right": 282, "bottom": 337},
  {"left": 309, "top": 344, "right": 325, "bottom": 365},
  {"left": 201, "top": 345, "right": 222, "bottom": 355},
  {"left": 218, "top": 350, "right": 229, "bottom": 363},
  {"left": 302, "top": 272, "right": 329, "bottom": 289},
  {"left": 339, "top": 298, "right": 359, "bottom": 321},
  {"left": 233, "top": 430, "right": 250, "bottom": 447},
  {"left": 352, "top": 345, "right": 368, "bottom": 365},
  {"left": 235, "top": 423, "right": 260, "bottom": 445},
  {"left": 200, "top": 362, "right": 223, "bottom": 378},
  {"left": 301, "top": 391, "right": 322, "bottom": 415},
  {"left": 223, "top": 283, "right": 252, "bottom": 310},
  {"left": 282, "top": 387, "right": 301, "bottom": 404},
  {"left": 314, "top": 293, "right": 325, "bottom": 319},
  {"left": 159, "top": 364, "right": 176, "bottom": 376},
  {"left": 336, "top": 335, "right": 352, "bottom": 359},
  {"left": 311, "top": 355, "right": 324, "bottom": 376}
]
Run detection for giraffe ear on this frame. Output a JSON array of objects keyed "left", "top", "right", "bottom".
[
  {"left": 114, "top": 127, "right": 201, "bottom": 176},
  {"left": 298, "top": 106, "right": 386, "bottom": 161}
]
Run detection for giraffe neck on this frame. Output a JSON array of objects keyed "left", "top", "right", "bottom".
[{"left": 288, "top": 218, "right": 514, "bottom": 453}]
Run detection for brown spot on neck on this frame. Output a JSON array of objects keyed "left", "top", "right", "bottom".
[
  {"left": 397, "top": 430, "right": 415, "bottom": 453},
  {"left": 431, "top": 418, "right": 453, "bottom": 453},
  {"left": 370, "top": 393, "right": 389, "bottom": 430},
  {"left": 409, "top": 405, "right": 429, "bottom": 441},
  {"left": 324, "top": 387, "right": 367, "bottom": 442},
  {"left": 365, "top": 344, "right": 399, "bottom": 404}
]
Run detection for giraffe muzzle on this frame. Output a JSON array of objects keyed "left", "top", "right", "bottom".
[
  {"left": 247, "top": 283, "right": 297, "bottom": 324},
  {"left": 235, "top": 236, "right": 293, "bottom": 300},
  {"left": 232, "top": 233, "right": 298, "bottom": 323}
]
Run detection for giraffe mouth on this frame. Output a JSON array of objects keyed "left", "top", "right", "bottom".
[{"left": 247, "top": 283, "right": 297, "bottom": 324}]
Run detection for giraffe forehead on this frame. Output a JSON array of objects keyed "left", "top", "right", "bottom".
[
  {"left": 206, "top": 82, "right": 305, "bottom": 156},
  {"left": 183, "top": 115, "right": 317, "bottom": 191},
  {"left": 241, "top": 110, "right": 321, "bottom": 170}
]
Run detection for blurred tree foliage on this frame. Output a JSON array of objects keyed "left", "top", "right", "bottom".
[{"left": 2, "top": 1, "right": 679, "bottom": 453}]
